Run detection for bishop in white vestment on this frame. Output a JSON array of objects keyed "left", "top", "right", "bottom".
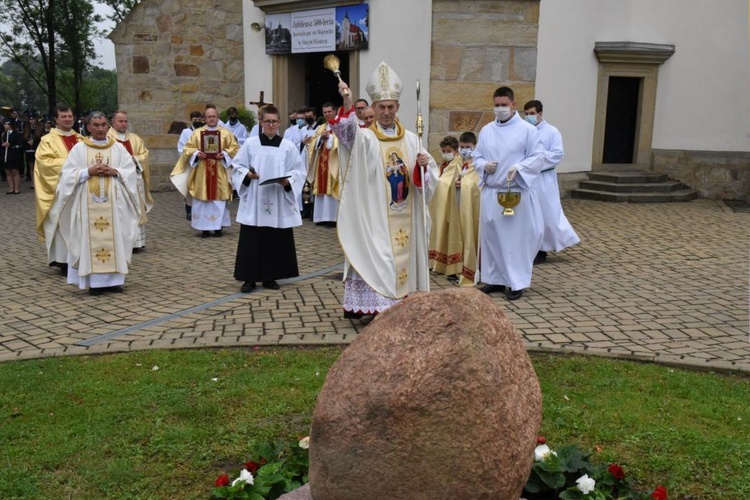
[{"left": 331, "top": 62, "right": 438, "bottom": 318}]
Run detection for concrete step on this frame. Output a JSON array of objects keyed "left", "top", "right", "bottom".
[
  {"left": 588, "top": 171, "right": 668, "bottom": 184},
  {"left": 571, "top": 189, "right": 699, "bottom": 203},
  {"left": 579, "top": 180, "right": 686, "bottom": 193}
]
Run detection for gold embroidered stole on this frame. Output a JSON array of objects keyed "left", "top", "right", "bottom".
[
  {"left": 374, "top": 121, "right": 412, "bottom": 298},
  {"left": 85, "top": 139, "right": 117, "bottom": 274}
]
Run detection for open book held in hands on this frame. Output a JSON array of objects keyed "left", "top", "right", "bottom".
[{"left": 259, "top": 175, "right": 292, "bottom": 186}]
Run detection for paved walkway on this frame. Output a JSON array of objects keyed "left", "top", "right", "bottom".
[{"left": 1, "top": 186, "right": 748, "bottom": 371}]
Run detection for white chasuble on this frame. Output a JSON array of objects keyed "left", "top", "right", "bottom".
[
  {"left": 45, "top": 140, "right": 140, "bottom": 288},
  {"left": 335, "top": 116, "right": 439, "bottom": 300}
]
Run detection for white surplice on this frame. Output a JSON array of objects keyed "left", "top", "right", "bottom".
[
  {"left": 230, "top": 135, "right": 306, "bottom": 229},
  {"left": 534, "top": 120, "right": 580, "bottom": 252},
  {"left": 225, "top": 120, "right": 249, "bottom": 146},
  {"left": 45, "top": 139, "right": 140, "bottom": 290},
  {"left": 473, "top": 112, "right": 546, "bottom": 291}
]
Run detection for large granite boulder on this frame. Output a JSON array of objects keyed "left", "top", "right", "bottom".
[{"left": 309, "top": 288, "right": 542, "bottom": 499}]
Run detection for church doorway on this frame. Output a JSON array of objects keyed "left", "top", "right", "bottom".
[
  {"left": 285, "top": 51, "right": 350, "bottom": 117},
  {"left": 602, "top": 76, "right": 641, "bottom": 164}
]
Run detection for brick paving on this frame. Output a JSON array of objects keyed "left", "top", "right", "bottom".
[{"left": 1, "top": 185, "right": 748, "bottom": 371}]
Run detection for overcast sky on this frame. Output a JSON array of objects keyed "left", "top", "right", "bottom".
[{"left": 94, "top": 2, "right": 117, "bottom": 70}]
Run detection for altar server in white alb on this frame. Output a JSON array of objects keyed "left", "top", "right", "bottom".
[
  {"left": 331, "top": 62, "right": 438, "bottom": 319},
  {"left": 473, "top": 86, "right": 545, "bottom": 301},
  {"left": 224, "top": 106, "right": 249, "bottom": 146},
  {"left": 230, "top": 106, "right": 306, "bottom": 293},
  {"left": 523, "top": 100, "right": 579, "bottom": 264},
  {"left": 44, "top": 112, "right": 140, "bottom": 295}
]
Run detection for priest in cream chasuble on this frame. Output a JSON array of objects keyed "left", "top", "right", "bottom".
[
  {"left": 108, "top": 111, "right": 153, "bottom": 250},
  {"left": 45, "top": 112, "right": 140, "bottom": 292},
  {"left": 306, "top": 103, "right": 340, "bottom": 223},
  {"left": 331, "top": 62, "right": 439, "bottom": 317},
  {"left": 457, "top": 144, "right": 482, "bottom": 287},
  {"left": 171, "top": 105, "right": 240, "bottom": 234},
  {"left": 34, "top": 106, "right": 83, "bottom": 267}
]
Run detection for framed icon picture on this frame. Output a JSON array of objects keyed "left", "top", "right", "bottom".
[{"left": 201, "top": 130, "right": 221, "bottom": 158}]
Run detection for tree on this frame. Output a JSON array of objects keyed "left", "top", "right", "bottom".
[
  {"left": 56, "top": 0, "right": 102, "bottom": 114},
  {"left": 0, "top": 0, "right": 59, "bottom": 115},
  {"left": 98, "top": 0, "right": 140, "bottom": 23}
]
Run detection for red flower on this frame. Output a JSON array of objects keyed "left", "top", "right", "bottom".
[
  {"left": 608, "top": 463, "right": 625, "bottom": 480},
  {"left": 537, "top": 436, "right": 546, "bottom": 445},
  {"left": 651, "top": 485, "right": 668, "bottom": 500},
  {"left": 215, "top": 474, "right": 229, "bottom": 487},
  {"left": 244, "top": 460, "right": 260, "bottom": 474}
]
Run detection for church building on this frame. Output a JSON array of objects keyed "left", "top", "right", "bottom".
[{"left": 111, "top": 0, "right": 750, "bottom": 200}]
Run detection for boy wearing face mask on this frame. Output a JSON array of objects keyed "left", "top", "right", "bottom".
[
  {"left": 428, "top": 135, "right": 463, "bottom": 280},
  {"left": 523, "top": 100, "right": 579, "bottom": 265},
  {"left": 224, "top": 106, "right": 248, "bottom": 146},
  {"left": 457, "top": 131, "right": 481, "bottom": 286},
  {"left": 473, "top": 86, "right": 546, "bottom": 301}
]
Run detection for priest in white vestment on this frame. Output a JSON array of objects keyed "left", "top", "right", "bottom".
[
  {"left": 523, "top": 100, "right": 580, "bottom": 264},
  {"left": 306, "top": 102, "right": 340, "bottom": 225},
  {"left": 171, "top": 105, "right": 240, "bottom": 237},
  {"left": 230, "top": 106, "right": 306, "bottom": 292},
  {"left": 331, "top": 62, "right": 439, "bottom": 319},
  {"left": 473, "top": 86, "right": 546, "bottom": 301},
  {"left": 108, "top": 110, "right": 153, "bottom": 251},
  {"left": 44, "top": 112, "right": 140, "bottom": 295}
]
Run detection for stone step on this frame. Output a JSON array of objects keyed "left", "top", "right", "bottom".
[
  {"left": 570, "top": 189, "right": 699, "bottom": 203},
  {"left": 588, "top": 171, "right": 668, "bottom": 184},
  {"left": 579, "top": 180, "right": 685, "bottom": 193}
]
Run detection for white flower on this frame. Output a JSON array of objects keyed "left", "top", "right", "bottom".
[
  {"left": 534, "top": 444, "right": 556, "bottom": 462},
  {"left": 576, "top": 474, "right": 596, "bottom": 494},
  {"left": 151, "top": 366, "right": 159, "bottom": 371},
  {"left": 299, "top": 436, "right": 310, "bottom": 449},
  {"left": 211, "top": 378, "right": 219, "bottom": 382},
  {"left": 231, "top": 469, "right": 254, "bottom": 487}
]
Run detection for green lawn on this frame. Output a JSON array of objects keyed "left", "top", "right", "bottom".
[{"left": 0, "top": 348, "right": 748, "bottom": 499}]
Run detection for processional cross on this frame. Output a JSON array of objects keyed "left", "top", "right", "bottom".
[{"left": 249, "top": 91, "right": 272, "bottom": 110}]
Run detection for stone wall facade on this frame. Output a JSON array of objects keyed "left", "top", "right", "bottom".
[
  {"left": 109, "top": 0, "right": 245, "bottom": 191},
  {"left": 652, "top": 150, "right": 750, "bottom": 202},
  {"left": 428, "top": 0, "right": 540, "bottom": 157}
]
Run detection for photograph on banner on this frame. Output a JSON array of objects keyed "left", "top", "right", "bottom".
[
  {"left": 291, "top": 8, "right": 336, "bottom": 54},
  {"left": 265, "top": 13, "right": 292, "bottom": 55},
  {"left": 336, "top": 4, "right": 369, "bottom": 51}
]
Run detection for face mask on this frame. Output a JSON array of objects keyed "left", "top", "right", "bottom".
[
  {"left": 192, "top": 120, "right": 205, "bottom": 129},
  {"left": 524, "top": 115, "right": 538, "bottom": 126},
  {"left": 296, "top": 118, "right": 305, "bottom": 127},
  {"left": 494, "top": 106, "right": 512, "bottom": 122},
  {"left": 305, "top": 117, "right": 315, "bottom": 125},
  {"left": 442, "top": 152, "right": 455, "bottom": 161},
  {"left": 459, "top": 147, "right": 474, "bottom": 158},
  {"left": 290, "top": 118, "right": 296, "bottom": 126},
  {"left": 229, "top": 117, "right": 238, "bottom": 125}
]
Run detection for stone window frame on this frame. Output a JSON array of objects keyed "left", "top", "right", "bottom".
[
  {"left": 592, "top": 42, "right": 675, "bottom": 168},
  {"left": 252, "top": 0, "right": 363, "bottom": 14}
]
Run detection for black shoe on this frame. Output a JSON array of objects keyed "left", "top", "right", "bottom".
[
  {"left": 343, "top": 310, "right": 364, "bottom": 319},
  {"left": 240, "top": 281, "right": 256, "bottom": 293},
  {"left": 479, "top": 284, "right": 506, "bottom": 294},
  {"left": 446, "top": 274, "right": 459, "bottom": 282},
  {"left": 201, "top": 231, "right": 211, "bottom": 238},
  {"left": 533, "top": 251, "right": 547, "bottom": 265},
  {"left": 262, "top": 280, "right": 280, "bottom": 290},
  {"left": 506, "top": 289, "right": 524, "bottom": 301},
  {"left": 109, "top": 285, "right": 124, "bottom": 293},
  {"left": 132, "top": 247, "right": 143, "bottom": 254},
  {"left": 89, "top": 288, "right": 104, "bottom": 296},
  {"left": 213, "top": 230, "right": 223, "bottom": 237},
  {"left": 59, "top": 263, "right": 68, "bottom": 276}
]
